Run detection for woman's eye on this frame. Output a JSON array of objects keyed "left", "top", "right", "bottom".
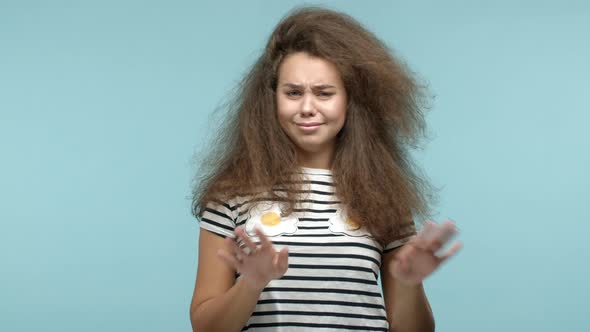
[
  {"left": 286, "top": 90, "right": 302, "bottom": 97},
  {"left": 318, "top": 92, "right": 334, "bottom": 98}
]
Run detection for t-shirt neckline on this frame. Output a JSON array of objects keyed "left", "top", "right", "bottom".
[{"left": 299, "top": 166, "right": 333, "bottom": 175}]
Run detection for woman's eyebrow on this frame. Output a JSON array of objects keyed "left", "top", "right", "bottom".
[{"left": 281, "top": 83, "right": 336, "bottom": 89}]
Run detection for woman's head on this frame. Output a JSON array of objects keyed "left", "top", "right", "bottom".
[
  {"left": 266, "top": 7, "right": 427, "bottom": 153},
  {"left": 276, "top": 52, "right": 347, "bottom": 168},
  {"left": 194, "top": 7, "right": 433, "bottom": 245}
]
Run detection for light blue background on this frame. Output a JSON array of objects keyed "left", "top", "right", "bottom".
[{"left": 1, "top": 1, "right": 588, "bottom": 331}]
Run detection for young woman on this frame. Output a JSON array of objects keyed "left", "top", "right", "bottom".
[{"left": 190, "top": 7, "right": 462, "bottom": 332}]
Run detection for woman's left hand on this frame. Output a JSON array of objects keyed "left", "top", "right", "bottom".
[{"left": 388, "top": 220, "right": 462, "bottom": 286}]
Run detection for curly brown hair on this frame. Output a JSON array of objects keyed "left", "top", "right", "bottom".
[{"left": 192, "top": 6, "right": 435, "bottom": 245}]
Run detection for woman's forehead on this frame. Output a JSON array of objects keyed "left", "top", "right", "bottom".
[{"left": 278, "top": 52, "right": 343, "bottom": 86}]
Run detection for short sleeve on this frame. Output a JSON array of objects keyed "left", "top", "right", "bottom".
[
  {"left": 198, "top": 199, "right": 238, "bottom": 238},
  {"left": 383, "top": 223, "right": 417, "bottom": 253}
]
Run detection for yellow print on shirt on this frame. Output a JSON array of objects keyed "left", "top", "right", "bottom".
[
  {"left": 245, "top": 202, "right": 298, "bottom": 237},
  {"left": 328, "top": 208, "right": 374, "bottom": 238}
]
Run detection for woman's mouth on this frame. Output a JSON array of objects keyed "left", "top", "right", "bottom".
[{"left": 296, "top": 122, "right": 322, "bottom": 132}]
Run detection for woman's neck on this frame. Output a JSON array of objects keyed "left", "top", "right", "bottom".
[{"left": 296, "top": 147, "right": 334, "bottom": 170}]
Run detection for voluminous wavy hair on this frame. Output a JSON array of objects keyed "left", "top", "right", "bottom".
[{"left": 192, "top": 6, "right": 434, "bottom": 245}]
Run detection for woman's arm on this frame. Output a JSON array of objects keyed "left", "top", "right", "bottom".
[
  {"left": 381, "top": 249, "right": 435, "bottom": 332},
  {"left": 381, "top": 220, "right": 462, "bottom": 332},
  {"left": 190, "top": 227, "right": 289, "bottom": 332},
  {"left": 189, "top": 229, "right": 261, "bottom": 332}
]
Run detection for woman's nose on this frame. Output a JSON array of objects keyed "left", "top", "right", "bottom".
[{"left": 300, "top": 94, "right": 316, "bottom": 116}]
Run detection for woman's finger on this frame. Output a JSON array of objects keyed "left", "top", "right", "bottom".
[
  {"left": 235, "top": 227, "right": 258, "bottom": 254},
  {"left": 275, "top": 247, "right": 290, "bottom": 276},
  {"left": 224, "top": 236, "right": 242, "bottom": 256},
  {"left": 217, "top": 248, "right": 240, "bottom": 270},
  {"left": 437, "top": 220, "right": 458, "bottom": 241},
  {"left": 437, "top": 241, "right": 463, "bottom": 262},
  {"left": 254, "top": 226, "right": 273, "bottom": 250},
  {"left": 421, "top": 220, "right": 437, "bottom": 238},
  {"left": 430, "top": 221, "right": 458, "bottom": 252},
  {"left": 413, "top": 220, "right": 436, "bottom": 250}
]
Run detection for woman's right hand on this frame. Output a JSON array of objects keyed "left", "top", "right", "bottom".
[{"left": 217, "top": 226, "right": 289, "bottom": 292}]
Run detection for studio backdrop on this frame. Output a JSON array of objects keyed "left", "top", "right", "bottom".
[{"left": 1, "top": 1, "right": 588, "bottom": 331}]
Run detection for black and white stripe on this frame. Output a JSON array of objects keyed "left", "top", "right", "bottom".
[{"left": 199, "top": 167, "right": 414, "bottom": 331}]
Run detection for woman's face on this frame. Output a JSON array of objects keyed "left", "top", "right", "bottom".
[{"left": 276, "top": 52, "right": 347, "bottom": 164}]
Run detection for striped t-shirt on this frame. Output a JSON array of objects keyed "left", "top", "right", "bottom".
[{"left": 199, "top": 167, "right": 415, "bottom": 331}]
